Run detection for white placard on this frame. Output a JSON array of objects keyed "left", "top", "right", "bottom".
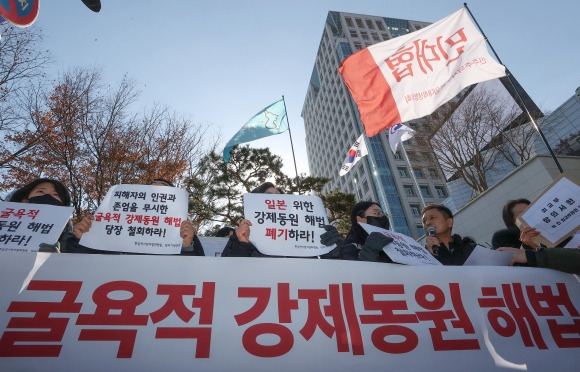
[
  {"left": 80, "top": 184, "right": 188, "bottom": 254},
  {"left": 463, "top": 245, "right": 514, "bottom": 266},
  {"left": 517, "top": 174, "right": 580, "bottom": 246},
  {"left": 360, "top": 222, "right": 441, "bottom": 266},
  {"left": 0, "top": 201, "right": 73, "bottom": 252},
  {"left": 243, "top": 193, "right": 334, "bottom": 257}
]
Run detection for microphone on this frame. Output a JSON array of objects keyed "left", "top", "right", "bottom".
[{"left": 427, "top": 227, "right": 439, "bottom": 255}]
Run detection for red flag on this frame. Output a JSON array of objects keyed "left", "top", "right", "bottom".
[{"left": 339, "top": 8, "right": 506, "bottom": 137}]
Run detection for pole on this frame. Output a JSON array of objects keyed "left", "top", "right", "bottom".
[
  {"left": 400, "top": 144, "right": 426, "bottom": 209},
  {"left": 281, "top": 95, "right": 302, "bottom": 193},
  {"left": 463, "top": 3, "right": 564, "bottom": 174}
]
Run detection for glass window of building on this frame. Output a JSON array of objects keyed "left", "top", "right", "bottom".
[
  {"left": 355, "top": 18, "right": 363, "bottom": 27},
  {"left": 417, "top": 225, "right": 425, "bottom": 236},
  {"left": 410, "top": 204, "right": 420, "bottom": 216},
  {"left": 428, "top": 168, "right": 438, "bottom": 178},
  {"left": 404, "top": 185, "right": 415, "bottom": 196},
  {"left": 420, "top": 186, "right": 431, "bottom": 197},
  {"left": 360, "top": 31, "right": 369, "bottom": 40},
  {"left": 398, "top": 167, "right": 408, "bottom": 177},
  {"left": 366, "top": 19, "right": 374, "bottom": 29},
  {"left": 435, "top": 186, "right": 447, "bottom": 197},
  {"left": 413, "top": 169, "right": 423, "bottom": 178},
  {"left": 394, "top": 151, "right": 402, "bottom": 160},
  {"left": 376, "top": 20, "right": 385, "bottom": 31},
  {"left": 350, "top": 30, "right": 358, "bottom": 38},
  {"left": 345, "top": 17, "right": 353, "bottom": 27},
  {"left": 407, "top": 152, "right": 415, "bottom": 161}
]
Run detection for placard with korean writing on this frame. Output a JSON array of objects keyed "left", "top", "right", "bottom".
[
  {"left": 516, "top": 174, "right": 580, "bottom": 246},
  {"left": 360, "top": 222, "right": 441, "bottom": 266},
  {"left": 0, "top": 201, "right": 73, "bottom": 252},
  {"left": 79, "top": 184, "right": 188, "bottom": 254},
  {"left": 243, "top": 193, "right": 334, "bottom": 257}
]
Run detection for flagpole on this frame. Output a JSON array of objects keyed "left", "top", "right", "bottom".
[
  {"left": 282, "top": 95, "right": 302, "bottom": 194},
  {"left": 463, "top": 3, "right": 564, "bottom": 174},
  {"left": 400, "top": 144, "right": 426, "bottom": 209}
]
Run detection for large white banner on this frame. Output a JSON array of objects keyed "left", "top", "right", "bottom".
[{"left": 1, "top": 251, "right": 579, "bottom": 371}]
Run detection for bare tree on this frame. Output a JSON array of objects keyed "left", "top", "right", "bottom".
[
  {"left": 0, "top": 24, "right": 52, "bottom": 169},
  {"left": 426, "top": 84, "right": 520, "bottom": 193}
]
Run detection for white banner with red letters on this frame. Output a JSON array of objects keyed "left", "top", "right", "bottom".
[
  {"left": 244, "top": 193, "right": 334, "bottom": 257},
  {"left": 338, "top": 7, "right": 506, "bottom": 137},
  {"left": 80, "top": 184, "right": 188, "bottom": 254},
  {"left": 0, "top": 251, "right": 579, "bottom": 371}
]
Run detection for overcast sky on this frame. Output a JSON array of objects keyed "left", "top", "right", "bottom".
[{"left": 31, "top": 0, "right": 580, "bottom": 177}]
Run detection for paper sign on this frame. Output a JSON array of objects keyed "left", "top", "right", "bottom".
[
  {"left": 463, "top": 245, "right": 514, "bottom": 266},
  {"left": 243, "top": 193, "right": 334, "bottom": 257},
  {"left": 516, "top": 174, "right": 580, "bottom": 246},
  {"left": 0, "top": 201, "right": 73, "bottom": 252},
  {"left": 80, "top": 184, "right": 188, "bottom": 254},
  {"left": 360, "top": 222, "right": 441, "bottom": 266}
]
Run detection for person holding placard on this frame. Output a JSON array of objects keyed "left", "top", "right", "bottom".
[
  {"left": 8, "top": 178, "right": 73, "bottom": 252},
  {"left": 422, "top": 204, "right": 477, "bottom": 265},
  {"left": 498, "top": 246, "right": 580, "bottom": 274},
  {"left": 221, "top": 182, "right": 283, "bottom": 257},
  {"left": 62, "top": 179, "right": 204, "bottom": 256},
  {"left": 342, "top": 201, "right": 394, "bottom": 262}
]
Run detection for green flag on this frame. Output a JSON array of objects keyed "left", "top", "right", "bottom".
[{"left": 223, "top": 99, "right": 288, "bottom": 162}]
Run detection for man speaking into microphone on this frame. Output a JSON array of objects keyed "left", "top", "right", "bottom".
[{"left": 422, "top": 204, "right": 477, "bottom": 265}]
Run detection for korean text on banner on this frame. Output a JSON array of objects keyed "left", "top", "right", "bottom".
[
  {"left": 243, "top": 193, "right": 334, "bottom": 257},
  {"left": 79, "top": 184, "right": 188, "bottom": 254},
  {"left": 338, "top": 7, "right": 506, "bottom": 137},
  {"left": 0, "top": 201, "right": 73, "bottom": 252},
  {"left": 1, "top": 252, "right": 580, "bottom": 371}
]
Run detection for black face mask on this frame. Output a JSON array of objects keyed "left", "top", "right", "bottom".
[
  {"left": 366, "top": 215, "right": 390, "bottom": 230},
  {"left": 27, "top": 194, "right": 64, "bottom": 206}
]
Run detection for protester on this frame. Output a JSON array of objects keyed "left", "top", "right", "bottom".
[
  {"left": 422, "top": 203, "right": 476, "bottom": 265},
  {"left": 492, "top": 198, "right": 572, "bottom": 251},
  {"left": 491, "top": 199, "right": 532, "bottom": 249},
  {"left": 497, "top": 246, "right": 580, "bottom": 274},
  {"left": 221, "top": 182, "right": 283, "bottom": 257},
  {"left": 63, "top": 179, "right": 204, "bottom": 255},
  {"left": 215, "top": 226, "right": 235, "bottom": 238},
  {"left": 340, "top": 201, "right": 393, "bottom": 262},
  {"left": 8, "top": 178, "right": 73, "bottom": 252}
]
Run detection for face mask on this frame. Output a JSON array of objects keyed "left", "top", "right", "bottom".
[
  {"left": 27, "top": 194, "right": 64, "bottom": 206},
  {"left": 366, "top": 215, "right": 390, "bottom": 230}
]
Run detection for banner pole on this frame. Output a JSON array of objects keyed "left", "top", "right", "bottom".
[
  {"left": 282, "top": 95, "right": 302, "bottom": 194},
  {"left": 463, "top": 3, "right": 564, "bottom": 173}
]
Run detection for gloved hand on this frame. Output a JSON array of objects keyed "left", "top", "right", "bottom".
[
  {"left": 359, "top": 232, "right": 394, "bottom": 262},
  {"left": 320, "top": 225, "right": 343, "bottom": 246}
]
